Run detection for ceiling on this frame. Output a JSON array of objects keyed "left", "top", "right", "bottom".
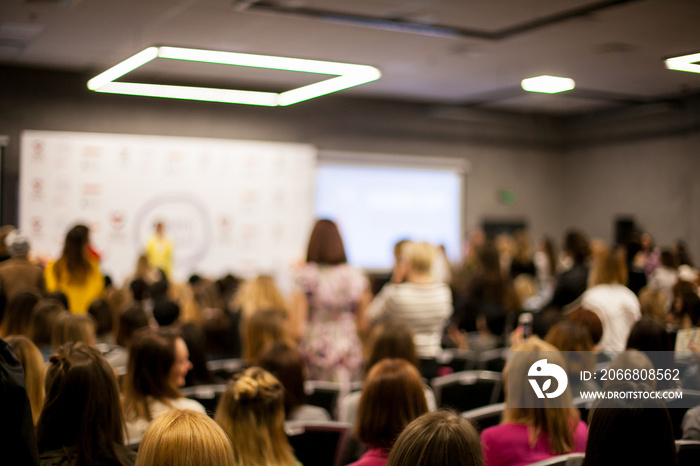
[{"left": 1, "top": 0, "right": 700, "bottom": 114}]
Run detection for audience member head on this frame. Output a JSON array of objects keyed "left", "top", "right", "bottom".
[
  {"left": 564, "top": 229, "right": 591, "bottom": 264},
  {"left": 545, "top": 321, "right": 595, "bottom": 374},
  {"left": 6, "top": 229, "right": 31, "bottom": 258},
  {"left": 538, "top": 236, "right": 557, "bottom": 277},
  {"left": 673, "top": 239, "right": 694, "bottom": 268},
  {"left": 306, "top": 219, "right": 347, "bottom": 265},
  {"left": 5, "top": 335, "right": 45, "bottom": 425},
  {"left": 47, "top": 291, "right": 69, "bottom": 311},
  {"left": 30, "top": 299, "right": 66, "bottom": 349},
  {"left": 150, "top": 278, "right": 170, "bottom": 304},
  {"left": 393, "top": 239, "right": 410, "bottom": 267},
  {"left": 583, "top": 381, "right": 678, "bottom": 466},
  {"left": 589, "top": 246, "right": 627, "bottom": 287},
  {"left": 54, "top": 224, "right": 92, "bottom": 285},
  {"left": 638, "top": 287, "right": 667, "bottom": 322},
  {"left": 123, "top": 330, "right": 191, "bottom": 421},
  {"left": 259, "top": 342, "right": 308, "bottom": 417},
  {"left": 135, "top": 409, "right": 235, "bottom": 466},
  {"left": 153, "top": 301, "right": 181, "bottom": 327},
  {"left": 0, "top": 224, "right": 15, "bottom": 257},
  {"left": 116, "top": 304, "right": 150, "bottom": 347},
  {"left": 505, "top": 337, "right": 579, "bottom": 455},
  {"left": 386, "top": 410, "right": 484, "bottom": 466},
  {"left": 130, "top": 278, "right": 150, "bottom": 302},
  {"left": 52, "top": 313, "right": 96, "bottom": 348},
  {"left": 603, "top": 352, "right": 656, "bottom": 390},
  {"left": 660, "top": 249, "right": 677, "bottom": 269},
  {"left": 365, "top": 318, "right": 419, "bottom": 373},
  {"left": 568, "top": 308, "right": 603, "bottom": 347},
  {"left": 403, "top": 241, "right": 436, "bottom": 278},
  {"left": 626, "top": 317, "right": 671, "bottom": 352},
  {"left": 513, "top": 229, "right": 533, "bottom": 264},
  {"left": 214, "top": 367, "right": 297, "bottom": 466},
  {"left": 87, "top": 298, "right": 113, "bottom": 341},
  {"left": 0, "top": 291, "right": 41, "bottom": 338},
  {"left": 675, "top": 291, "right": 700, "bottom": 329},
  {"left": 243, "top": 308, "right": 290, "bottom": 363},
  {"left": 357, "top": 358, "right": 428, "bottom": 450},
  {"left": 36, "top": 342, "right": 126, "bottom": 464},
  {"left": 231, "top": 275, "right": 286, "bottom": 321},
  {"left": 180, "top": 322, "right": 215, "bottom": 387}
]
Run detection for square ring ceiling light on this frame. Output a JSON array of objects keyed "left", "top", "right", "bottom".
[
  {"left": 87, "top": 46, "right": 382, "bottom": 106},
  {"left": 521, "top": 75, "right": 575, "bottom": 94},
  {"left": 665, "top": 52, "right": 700, "bottom": 74}
]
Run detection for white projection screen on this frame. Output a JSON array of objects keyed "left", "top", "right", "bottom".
[
  {"left": 19, "top": 130, "right": 316, "bottom": 284},
  {"left": 315, "top": 153, "right": 467, "bottom": 271}
]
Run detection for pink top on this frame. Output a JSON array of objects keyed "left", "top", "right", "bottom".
[
  {"left": 481, "top": 421, "right": 588, "bottom": 466},
  {"left": 348, "top": 448, "right": 390, "bottom": 466}
]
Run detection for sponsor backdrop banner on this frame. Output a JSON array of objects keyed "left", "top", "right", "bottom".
[{"left": 20, "top": 130, "right": 316, "bottom": 285}]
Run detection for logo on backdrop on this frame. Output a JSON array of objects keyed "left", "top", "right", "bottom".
[{"left": 528, "top": 359, "right": 568, "bottom": 399}]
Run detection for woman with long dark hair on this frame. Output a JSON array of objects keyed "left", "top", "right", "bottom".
[{"left": 44, "top": 225, "right": 104, "bottom": 314}]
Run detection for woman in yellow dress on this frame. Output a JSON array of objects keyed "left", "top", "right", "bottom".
[{"left": 44, "top": 224, "right": 103, "bottom": 314}]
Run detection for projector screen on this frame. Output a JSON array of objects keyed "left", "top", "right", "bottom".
[{"left": 315, "top": 164, "right": 463, "bottom": 270}]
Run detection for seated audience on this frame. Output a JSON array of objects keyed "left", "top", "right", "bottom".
[
  {"left": 366, "top": 241, "right": 452, "bottom": 379},
  {"left": 135, "top": 409, "right": 235, "bottom": 466},
  {"left": 52, "top": 313, "right": 96, "bottom": 348},
  {"left": 30, "top": 299, "right": 67, "bottom": 360},
  {"left": 481, "top": 337, "right": 587, "bottom": 466},
  {"left": 580, "top": 246, "right": 641, "bottom": 351},
  {"left": 0, "top": 229, "right": 45, "bottom": 301},
  {"left": 36, "top": 342, "right": 136, "bottom": 465},
  {"left": 387, "top": 410, "right": 485, "bottom": 466},
  {"left": 583, "top": 381, "right": 678, "bottom": 466},
  {"left": 5, "top": 335, "right": 45, "bottom": 426},
  {"left": 122, "top": 330, "right": 205, "bottom": 443},
  {"left": 0, "top": 291, "right": 41, "bottom": 338},
  {"left": 258, "top": 342, "right": 331, "bottom": 421},
  {"left": 350, "top": 358, "right": 429, "bottom": 466},
  {"left": 214, "top": 367, "right": 299, "bottom": 466}
]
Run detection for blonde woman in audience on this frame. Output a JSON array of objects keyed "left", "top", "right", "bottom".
[
  {"left": 51, "top": 313, "right": 96, "bottom": 348},
  {"left": 122, "top": 330, "right": 205, "bottom": 443},
  {"left": 44, "top": 224, "right": 104, "bottom": 314},
  {"left": 292, "top": 219, "right": 371, "bottom": 383},
  {"left": 231, "top": 275, "right": 287, "bottom": 323},
  {"left": 580, "top": 246, "right": 641, "bottom": 351},
  {"left": 215, "top": 367, "right": 299, "bottom": 466},
  {"left": 5, "top": 335, "right": 45, "bottom": 425},
  {"left": 638, "top": 286, "right": 667, "bottom": 322},
  {"left": 366, "top": 241, "right": 452, "bottom": 380},
  {"left": 244, "top": 308, "right": 294, "bottom": 364},
  {"left": 481, "top": 337, "right": 587, "bottom": 466},
  {"left": 135, "top": 410, "right": 235, "bottom": 466},
  {"left": 350, "top": 358, "right": 429, "bottom": 466},
  {"left": 387, "top": 411, "right": 485, "bottom": 466},
  {"left": 36, "top": 342, "right": 136, "bottom": 465}
]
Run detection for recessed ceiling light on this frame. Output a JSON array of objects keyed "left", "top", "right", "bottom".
[
  {"left": 521, "top": 75, "right": 575, "bottom": 94},
  {"left": 665, "top": 52, "right": 700, "bottom": 74},
  {"left": 87, "top": 46, "right": 381, "bottom": 106}
]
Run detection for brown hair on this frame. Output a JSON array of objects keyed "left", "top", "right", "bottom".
[
  {"left": 243, "top": 308, "right": 291, "bottom": 364},
  {"left": 0, "top": 291, "right": 41, "bottom": 338},
  {"left": 36, "top": 342, "right": 125, "bottom": 465},
  {"left": 504, "top": 337, "right": 580, "bottom": 455},
  {"left": 214, "top": 367, "right": 297, "bottom": 466},
  {"left": 357, "top": 358, "right": 428, "bottom": 449},
  {"left": 30, "top": 299, "right": 67, "bottom": 347},
  {"left": 51, "top": 313, "right": 95, "bottom": 348},
  {"left": 589, "top": 246, "right": 627, "bottom": 287},
  {"left": 365, "top": 319, "right": 419, "bottom": 373},
  {"left": 5, "top": 335, "right": 45, "bottom": 425},
  {"left": 136, "top": 409, "right": 235, "bottom": 466},
  {"left": 306, "top": 219, "right": 347, "bottom": 265},
  {"left": 122, "top": 330, "right": 182, "bottom": 422},
  {"left": 258, "top": 342, "right": 308, "bottom": 417},
  {"left": 53, "top": 224, "right": 93, "bottom": 285},
  {"left": 116, "top": 304, "right": 150, "bottom": 347},
  {"left": 569, "top": 308, "right": 603, "bottom": 346},
  {"left": 545, "top": 321, "right": 595, "bottom": 374},
  {"left": 387, "top": 410, "right": 484, "bottom": 466}
]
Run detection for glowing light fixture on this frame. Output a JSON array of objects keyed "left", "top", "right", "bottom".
[
  {"left": 665, "top": 52, "right": 700, "bottom": 74},
  {"left": 87, "top": 46, "right": 381, "bottom": 106},
  {"left": 521, "top": 75, "right": 575, "bottom": 94}
]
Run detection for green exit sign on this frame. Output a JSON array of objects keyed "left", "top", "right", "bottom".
[{"left": 500, "top": 190, "right": 515, "bottom": 205}]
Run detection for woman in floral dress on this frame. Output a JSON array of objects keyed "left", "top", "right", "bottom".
[{"left": 292, "top": 219, "right": 371, "bottom": 384}]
